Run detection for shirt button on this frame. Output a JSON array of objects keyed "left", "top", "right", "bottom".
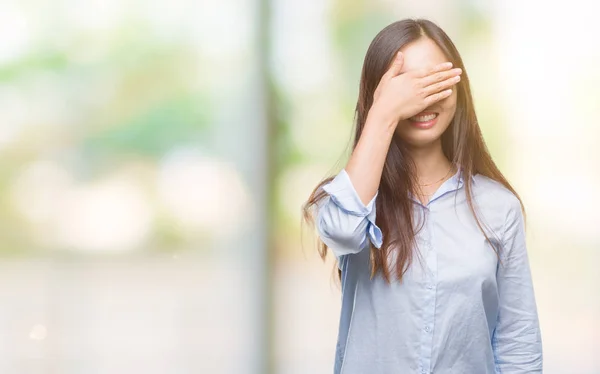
[
  {"left": 427, "top": 284, "right": 433, "bottom": 290},
  {"left": 425, "top": 326, "right": 430, "bottom": 332}
]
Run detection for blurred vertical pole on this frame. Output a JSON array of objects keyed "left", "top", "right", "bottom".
[{"left": 251, "top": 0, "right": 275, "bottom": 372}]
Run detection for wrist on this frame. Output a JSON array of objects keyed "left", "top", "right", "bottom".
[{"left": 366, "top": 108, "right": 399, "bottom": 131}]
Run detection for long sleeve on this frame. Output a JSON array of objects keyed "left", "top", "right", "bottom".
[
  {"left": 492, "top": 200, "right": 543, "bottom": 373},
  {"left": 316, "top": 169, "right": 383, "bottom": 258}
]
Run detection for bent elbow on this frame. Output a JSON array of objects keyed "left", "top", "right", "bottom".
[
  {"left": 317, "top": 208, "right": 369, "bottom": 254},
  {"left": 319, "top": 224, "right": 366, "bottom": 254}
]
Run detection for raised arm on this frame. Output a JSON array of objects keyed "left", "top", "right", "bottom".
[
  {"left": 347, "top": 52, "right": 460, "bottom": 204},
  {"left": 317, "top": 51, "right": 462, "bottom": 257}
]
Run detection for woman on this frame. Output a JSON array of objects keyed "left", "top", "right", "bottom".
[{"left": 303, "top": 19, "right": 543, "bottom": 373}]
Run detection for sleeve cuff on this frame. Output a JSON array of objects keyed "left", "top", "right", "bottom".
[
  {"left": 322, "top": 169, "right": 376, "bottom": 216},
  {"left": 322, "top": 169, "right": 383, "bottom": 249},
  {"left": 368, "top": 221, "right": 383, "bottom": 249}
]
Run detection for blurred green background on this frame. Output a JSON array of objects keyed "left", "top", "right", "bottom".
[{"left": 0, "top": 0, "right": 598, "bottom": 373}]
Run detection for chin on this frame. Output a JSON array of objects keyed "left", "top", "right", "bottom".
[{"left": 400, "top": 133, "right": 444, "bottom": 148}]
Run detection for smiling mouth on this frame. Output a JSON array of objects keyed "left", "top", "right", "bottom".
[{"left": 408, "top": 112, "right": 439, "bottom": 122}]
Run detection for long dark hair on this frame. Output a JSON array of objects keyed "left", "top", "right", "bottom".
[{"left": 302, "top": 19, "right": 523, "bottom": 283}]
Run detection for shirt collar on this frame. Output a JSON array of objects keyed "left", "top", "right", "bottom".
[{"left": 409, "top": 168, "right": 466, "bottom": 208}]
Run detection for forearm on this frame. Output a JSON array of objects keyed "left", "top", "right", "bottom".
[{"left": 345, "top": 112, "right": 396, "bottom": 205}]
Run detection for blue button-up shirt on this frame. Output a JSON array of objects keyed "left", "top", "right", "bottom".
[{"left": 317, "top": 169, "right": 542, "bottom": 374}]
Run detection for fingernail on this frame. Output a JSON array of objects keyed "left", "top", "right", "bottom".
[
  {"left": 455, "top": 68, "right": 462, "bottom": 74},
  {"left": 444, "top": 62, "right": 453, "bottom": 68}
]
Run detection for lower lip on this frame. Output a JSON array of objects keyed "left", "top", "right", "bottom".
[{"left": 409, "top": 115, "right": 438, "bottom": 129}]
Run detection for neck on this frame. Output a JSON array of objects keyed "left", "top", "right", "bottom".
[{"left": 406, "top": 140, "right": 453, "bottom": 183}]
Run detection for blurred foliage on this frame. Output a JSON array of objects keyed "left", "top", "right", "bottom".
[
  {"left": 0, "top": 50, "right": 70, "bottom": 81},
  {"left": 83, "top": 93, "right": 209, "bottom": 158},
  {"left": 0, "top": 12, "right": 214, "bottom": 254}
]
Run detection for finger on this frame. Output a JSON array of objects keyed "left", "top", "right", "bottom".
[
  {"left": 423, "top": 74, "right": 461, "bottom": 96},
  {"left": 424, "top": 88, "right": 453, "bottom": 106},
  {"left": 414, "top": 62, "right": 453, "bottom": 78},
  {"left": 384, "top": 51, "right": 404, "bottom": 78},
  {"left": 420, "top": 68, "right": 462, "bottom": 88}
]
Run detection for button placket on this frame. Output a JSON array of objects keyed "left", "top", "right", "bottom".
[{"left": 419, "top": 211, "right": 437, "bottom": 374}]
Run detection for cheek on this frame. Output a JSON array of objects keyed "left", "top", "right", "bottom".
[
  {"left": 437, "top": 94, "right": 457, "bottom": 127},
  {"left": 439, "top": 92, "right": 457, "bottom": 115}
]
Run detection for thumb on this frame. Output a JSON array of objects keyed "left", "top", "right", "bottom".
[{"left": 386, "top": 51, "right": 404, "bottom": 78}]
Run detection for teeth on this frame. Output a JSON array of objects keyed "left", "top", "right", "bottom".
[{"left": 410, "top": 113, "right": 438, "bottom": 122}]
